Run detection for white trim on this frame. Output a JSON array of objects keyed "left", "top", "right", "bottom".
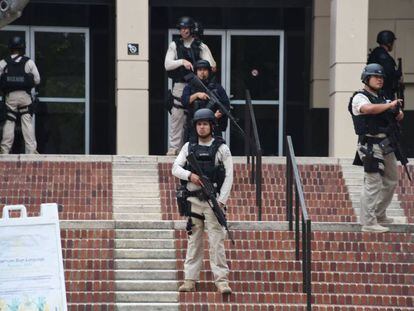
[{"left": 278, "top": 31, "right": 285, "bottom": 156}]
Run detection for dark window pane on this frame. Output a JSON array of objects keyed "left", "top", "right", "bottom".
[
  {"left": 230, "top": 35, "right": 280, "bottom": 101},
  {"left": 35, "top": 32, "right": 85, "bottom": 98},
  {"left": 36, "top": 102, "right": 85, "bottom": 154}
]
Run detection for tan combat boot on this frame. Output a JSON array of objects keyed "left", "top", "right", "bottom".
[
  {"left": 216, "top": 282, "right": 232, "bottom": 294},
  {"left": 178, "top": 280, "right": 196, "bottom": 292}
]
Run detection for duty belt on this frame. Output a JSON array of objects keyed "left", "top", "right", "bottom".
[{"left": 359, "top": 135, "right": 385, "bottom": 145}]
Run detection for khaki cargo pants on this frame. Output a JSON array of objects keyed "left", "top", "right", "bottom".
[
  {"left": 183, "top": 197, "right": 229, "bottom": 284},
  {"left": 169, "top": 82, "right": 187, "bottom": 152}
]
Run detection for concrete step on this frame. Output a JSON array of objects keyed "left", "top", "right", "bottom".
[
  {"left": 113, "top": 190, "right": 160, "bottom": 198},
  {"left": 116, "top": 229, "right": 174, "bottom": 239},
  {"left": 115, "top": 259, "right": 176, "bottom": 270},
  {"left": 115, "top": 270, "right": 177, "bottom": 280},
  {"left": 113, "top": 197, "right": 161, "bottom": 205},
  {"left": 344, "top": 179, "right": 364, "bottom": 186},
  {"left": 115, "top": 249, "right": 175, "bottom": 259},
  {"left": 115, "top": 239, "right": 174, "bottom": 249},
  {"left": 113, "top": 176, "right": 159, "bottom": 183},
  {"left": 341, "top": 172, "right": 364, "bottom": 179},
  {"left": 355, "top": 216, "right": 408, "bottom": 224},
  {"left": 114, "top": 213, "right": 162, "bottom": 221},
  {"left": 114, "top": 184, "right": 159, "bottom": 192},
  {"left": 116, "top": 280, "right": 178, "bottom": 291},
  {"left": 113, "top": 205, "right": 161, "bottom": 214},
  {"left": 116, "top": 303, "right": 178, "bottom": 311},
  {"left": 114, "top": 163, "right": 158, "bottom": 170},
  {"left": 353, "top": 208, "right": 405, "bottom": 216},
  {"left": 116, "top": 221, "right": 174, "bottom": 229},
  {"left": 116, "top": 292, "right": 178, "bottom": 303},
  {"left": 349, "top": 193, "right": 399, "bottom": 201},
  {"left": 351, "top": 200, "right": 400, "bottom": 208},
  {"left": 113, "top": 169, "right": 158, "bottom": 177}
]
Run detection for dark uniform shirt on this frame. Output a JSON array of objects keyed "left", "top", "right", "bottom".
[{"left": 367, "top": 46, "right": 401, "bottom": 100}]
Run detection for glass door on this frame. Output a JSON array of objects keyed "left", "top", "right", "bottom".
[
  {"left": 0, "top": 26, "right": 90, "bottom": 154},
  {"left": 226, "top": 30, "right": 284, "bottom": 156},
  {"left": 31, "top": 27, "right": 89, "bottom": 154}
]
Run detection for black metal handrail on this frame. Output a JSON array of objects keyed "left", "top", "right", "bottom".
[
  {"left": 244, "top": 90, "right": 263, "bottom": 221},
  {"left": 286, "top": 135, "right": 312, "bottom": 310}
]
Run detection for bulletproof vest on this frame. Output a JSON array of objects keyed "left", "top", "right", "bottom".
[
  {"left": 187, "top": 138, "right": 226, "bottom": 190},
  {"left": 0, "top": 56, "right": 34, "bottom": 94},
  {"left": 348, "top": 89, "right": 390, "bottom": 135},
  {"left": 167, "top": 39, "right": 201, "bottom": 82}
]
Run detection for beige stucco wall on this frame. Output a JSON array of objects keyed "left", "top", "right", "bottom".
[{"left": 116, "top": 0, "right": 149, "bottom": 155}]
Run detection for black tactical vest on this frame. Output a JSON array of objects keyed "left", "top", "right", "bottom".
[
  {"left": 187, "top": 138, "right": 226, "bottom": 191},
  {"left": 348, "top": 89, "right": 390, "bottom": 135},
  {"left": 0, "top": 56, "right": 35, "bottom": 94},
  {"left": 167, "top": 38, "right": 201, "bottom": 82}
]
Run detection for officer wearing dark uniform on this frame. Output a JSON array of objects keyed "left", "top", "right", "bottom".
[
  {"left": 0, "top": 36, "right": 40, "bottom": 154},
  {"left": 349, "top": 63, "right": 403, "bottom": 233},
  {"left": 164, "top": 17, "right": 216, "bottom": 155},
  {"left": 367, "top": 30, "right": 402, "bottom": 100},
  {"left": 181, "top": 60, "right": 230, "bottom": 142},
  {"left": 172, "top": 108, "right": 233, "bottom": 294}
]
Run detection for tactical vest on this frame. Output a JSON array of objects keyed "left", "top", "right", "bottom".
[
  {"left": 167, "top": 38, "right": 201, "bottom": 83},
  {"left": 189, "top": 80, "right": 218, "bottom": 115},
  {"left": 348, "top": 89, "right": 390, "bottom": 135},
  {"left": 0, "top": 56, "right": 35, "bottom": 94},
  {"left": 187, "top": 137, "right": 226, "bottom": 192}
]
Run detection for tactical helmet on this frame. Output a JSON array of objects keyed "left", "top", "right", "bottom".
[
  {"left": 193, "top": 21, "right": 204, "bottom": 38},
  {"left": 193, "top": 108, "right": 215, "bottom": 125},
  {"left": 376, "top": 30, "right": 396, "bottom": 45},
  {"left": 8, "top": 36, "right": 25, "bottom": 50},
  {"left": 194, "top": 60, "right": 211, "bottom": 71},
  {"left": 361, "top": 63, "right": 385, "bottom": 84},
  {"left": 176, "top": 16, "right": 194, "bottom": 30}
]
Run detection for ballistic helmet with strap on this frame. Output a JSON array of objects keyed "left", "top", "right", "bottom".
[
  {"left": 8, "top": 36, "right": 25, "bottom": 51},
  {"left": 361, "top": 63, "right": 385, "bottom": 84},
  {"left": 194, "top": 60, "right": 211, "bottom": 71},
  {"left": 193, "top": 108, "right": 215, "bottom": 125},
  {"left": 176, "top": 16, "right": 194, "bottom": 30},
  {"left": 376, "top": 30, "right": 396, "bottom": 45}
]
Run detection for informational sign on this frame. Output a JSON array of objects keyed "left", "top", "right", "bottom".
[
  {"left": 0, "top": 204, "right": 67, "bottom": 311},
  {"left": 127, "top": 43, "right": 139, "bottom": 55}
]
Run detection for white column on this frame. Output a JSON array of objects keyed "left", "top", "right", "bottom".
[
  {"left": 116, "top": 0, "right": 149, "bottom": 155},
  {"left": 329, "top": 0, "right": 369, "bottom": 157}
]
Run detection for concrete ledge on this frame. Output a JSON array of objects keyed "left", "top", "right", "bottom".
[
  {"left": 0, "top": 154, "right": 113, "bottom": 162},
  {"left": 60, "top": 220, "right": 115, "bottom": 229}
]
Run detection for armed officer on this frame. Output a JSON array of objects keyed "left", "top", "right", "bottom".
[
  {"left": 182, "top": 60, "right": 230, "bottom": 142},
  {"left": 367, "top": 30, "right": 402, "bottom": 100},
  {"left": 165, "top": 16, "right": 216, "bottom": 156},
  {"left": 0, "top": 36, "right": 40, "bottom": 154},
  {"left": 172, "top": 108, "right": 233, "bottom": 294},
  {"left": 349, "top": 63, "right": 404, "bottom": 233}
]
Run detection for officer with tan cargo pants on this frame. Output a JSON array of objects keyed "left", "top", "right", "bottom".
[
  {"left": 349, "top": 63, "right": 403, "bottom": 233},
  {"left": 0, "top": 36, "right": 40, "bottom": 154},
  {"left": 172, "top": 108, "right": 233, "bottom": 294}
]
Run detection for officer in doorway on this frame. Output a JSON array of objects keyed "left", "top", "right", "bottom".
[
  {"left": 181, "top": 60, "right": 230, "bottom": 142},
  {"left": 349, "top": 63, "right": 403, "bottom": 233},
  {"left": 0, "top": 36, "right": 40, "bottom": 154},
  {"left": 172, "top": 108, "right": 233, "bottom": 294},
  {"left": 164, "top": 16, "right": 216, "bottom": 155},
  {"left": 367, "top": 30, "right": 402, "bottom": 100}
]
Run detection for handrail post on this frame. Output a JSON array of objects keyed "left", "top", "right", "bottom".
[
  {"left": 245, "top": 95, "right": 251, "bottom": 164},
  {"left": 306, "top": 219, "right": 312, "bottom": 311},
  {"left": 286, "top": 141, "right": 293, "bottom": 230},
  {"left": 295, "top": 188, "right": 300, "bottom": 261},
  {"left": 257, "top": 149, "right": 262, "bottom": 221},
  {"left": 302, "top": 217, "right": 307, "bottom": 293}
]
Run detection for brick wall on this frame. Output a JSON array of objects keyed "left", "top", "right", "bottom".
[
  {"left": 0, "top": 159, "right": 115, "bottom": 310},
  {"left": 159, "top": 163, "right": 355, "bottom": 222},
  {"left": 0, "top": 161, "right": 112, "bottom": 220},
  {"left": 62, "top": 228, "right": 115, "bottom": 310},
  {"left": 396, "top": 166, "right": 414, "bottom": 223}
]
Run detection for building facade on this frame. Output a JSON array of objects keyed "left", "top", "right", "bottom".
[{"left": 2, "top": 0, "right": 413, "bottom": 157}]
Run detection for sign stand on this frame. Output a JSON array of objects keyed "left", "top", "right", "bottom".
[{"left": 0, "top": 203, "right": 67, "bottom": 311}]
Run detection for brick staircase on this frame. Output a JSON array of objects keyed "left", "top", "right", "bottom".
[{"left": 0, "top": 155, "right": 413, "bottom": 310}]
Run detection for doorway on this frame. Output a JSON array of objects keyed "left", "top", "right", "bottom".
[{"left": 0, "top": 25, "right": 90, "bottom": 154}]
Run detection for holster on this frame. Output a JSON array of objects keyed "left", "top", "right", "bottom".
[
  {"left": 378, "top": 137, "right": 395, "bottom": 155},
  {"left": 176, "top": 185, "right": 191, "bottom": 216}
]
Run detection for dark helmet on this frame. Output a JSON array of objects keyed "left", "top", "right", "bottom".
[
  {"left": 193, "top": 21, "right": 204, "bottom": 38},
  {"left": 194, "top": 60, "right": 211, "bottom": 71},
  {"left": 376, "top": 30, "right": 396, "bottom": 45},
  {"left": 361, "top": 63, "right": 385, "bottom": 84},
  {"left": 193, "top": 108, "right": 215, "bottom": 125},
  {"left": 176, "top": 16, "right": 194, "bottom": 30},
  {"left": 8, "top": 36, "right": 25, "bottom": 50}
]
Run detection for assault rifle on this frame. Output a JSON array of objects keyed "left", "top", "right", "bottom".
[
  {"left": 396, "top": 58, "right": 405, "bottom": 108},
  {"left": 184, "top": 72, "right": 246, "bottom": 137},
  {"left": 186, "top": 152, "right": 235, "bottom": 245},
  {"left": 383, "top": 104, "right": 412, "bottom": 181}
]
